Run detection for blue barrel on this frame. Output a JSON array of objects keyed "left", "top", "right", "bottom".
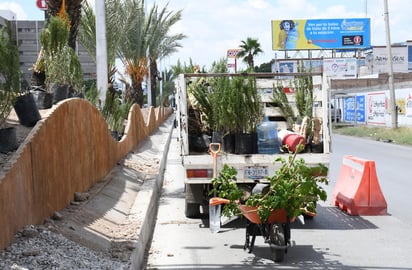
[{"left": 257, "top": 116, "right": 279, "bottom": 154}]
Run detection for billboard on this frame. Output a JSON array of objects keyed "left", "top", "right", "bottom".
[
  {"left": 323, "top": 58, "right": 357, "bottom": 78},
  {"left": 272, "top": 18, "right": 370, "bottom": 51},
  {"left": 370, "top": 46, "right": 408, "bottom": 73}
]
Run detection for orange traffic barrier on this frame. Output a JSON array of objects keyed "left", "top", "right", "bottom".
[{"left": 332, "top": 155, "right": 387, "bottom": 215}]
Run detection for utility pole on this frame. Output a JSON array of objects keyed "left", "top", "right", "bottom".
[
  {"left": 96, "top": 1, "right": 108, "bottom": 107},
  {"left": 384, "top": 0, "right": 398, "bottom": 128},
  {"left": 384, "top": 0, "right": 397, "bottom": 128}
]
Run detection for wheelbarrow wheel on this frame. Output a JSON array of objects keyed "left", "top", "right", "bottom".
[{"left": 269, "top": 223, "right": 286, "bottom": 262}]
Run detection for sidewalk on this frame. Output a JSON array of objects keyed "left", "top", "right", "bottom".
[{"left": 51, "top": 115, "right": 175, "bottom": 269}]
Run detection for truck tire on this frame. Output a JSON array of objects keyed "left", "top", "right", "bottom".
[
  {"left": 185, "top": 202, "right": 200, "bottom": 218},
  {"left": 185, "top": 184, "right": 203, "bottom": 218}
]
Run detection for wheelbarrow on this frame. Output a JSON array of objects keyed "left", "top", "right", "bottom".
[
  {"left": 239, "top": 204, "right": 290, "bottom": 262},
  {"left": 210, "top": 197, "right": 291, "bottom": 262}
]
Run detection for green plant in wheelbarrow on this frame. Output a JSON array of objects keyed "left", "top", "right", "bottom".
[{"left": 209, "top": 145, "right": 329, "bottom": 223}]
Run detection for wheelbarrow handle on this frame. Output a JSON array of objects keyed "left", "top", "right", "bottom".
[{"left": 209, "top": 197, "right": 230, "bottom": 206}]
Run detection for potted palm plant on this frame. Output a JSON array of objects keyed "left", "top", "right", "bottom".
[
  {"left": 101, "top": 88, "right": 132, "bottom": 141},
  {"left": 212, "top": 75, "right": 236, "bottom": 153},
  {"left": 0, "top": 92, "right": 17, "bottom": 153},
  {"left": 31, "top": 49, "right": 52, "bottom": 109},
  {"left": 40, "top": 15, "right": 83, "bottom": 104},
  {"left": 0, "top": 88, "right": 17, "bottom": 153},
  {"left": 186, "top": 77, "right": 213, "bottom": 152},
  {"left": 0, "top": 25, "right": 23, "bottom": 151},
  {"left": 231, "top": 75, "right": 262, "bottom": 154},
  {"left": 187, "top": 70, "right": 262, "bottom": 154},
  {"left": 0, "top": 23, "right": 42, "bottom": 128}
]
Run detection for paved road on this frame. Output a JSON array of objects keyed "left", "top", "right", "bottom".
[
  {"left": 329, "top": 133, "right": 412, "bottom": 226},
  {"left": 144, "top": 129, "right": 412, "bottom": 269}
]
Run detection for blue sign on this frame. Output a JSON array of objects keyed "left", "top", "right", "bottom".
[
  {"left": 408, "top": 46, "right": 412, "bottom": 71},
  {"left": 344, "top": 95, "right": 365, "bottom": 122},
  {"left": 304, "top": 18, "right": 371, "bottom": 50}
]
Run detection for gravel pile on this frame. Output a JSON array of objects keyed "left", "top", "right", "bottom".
[{"left": 0, "top": 225, "right": 130, "bottom": 270}]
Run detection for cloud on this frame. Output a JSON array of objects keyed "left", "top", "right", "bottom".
[
  {"left": 0, "top": 2, "right": 27, "bottom": 20},
  {"left": 2, "top": 0, "right": 410, "bottom": 71},
  {"left": 157, "top": 0, "right": 412, "bottom": 70}
]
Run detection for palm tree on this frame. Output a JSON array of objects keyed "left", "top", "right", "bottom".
[
  {"left": 46, "top": 0, "right": 83, "bottom": 50},
  {"left": 237, "top": 37, "right": 263, "bottom": 70},
  {"left": 117, "top": 0, "right": 147, "bottom": 106},
  {"left": 146, "top": 3, "right": 185, "bottom": 107},
  {"left": 77, "top": 0, "right": 185, "bottom": 107},
  {"left": 118, "top": 0, "right": 185, "bottom": 107},
  {"left": 32, "top": 0, "right": 83, "bottom": 87},
  {"left": 78, "top": 0, "right": 127, "bottom": 85}
]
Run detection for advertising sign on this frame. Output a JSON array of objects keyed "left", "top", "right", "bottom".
[
  {"left": 227, "top": 49, "right": 241, "bottom": 58},
  {"left": 406, "top": 93, "right": 412, "bottom": 117},
  {"left": 274, "top": 59, "right": 322, "bottom": 74},
  {"left": 278, "top": 62, "right": 294, "bottom": 73},
  {"left": 36, "top": 0, "right": 48, "bottom": 10},
  {"left": 344, "top": 95, "right": 365, "bottom": 122},
  {"left": 302, "top": 59, "right": 323, "bottom": 73},
  {"left": 370, "top": 46, "right": 408, "bottom": 73},
  {"left": 367, "top": 92, "right": 387, "bottom": 125},
  {"left": 409, "top": 46, "right": 412, "bottom": 71},
  {"left": 324, "top": 58, "right": 358, "bottom": 78},
  {"left": 345, "top": 88, "right": 412, "bottom": 127},
  {"left": 272, "top": 18, "right": 370, "bottom": 51},
  {"left": 371, "top": 46, "right": 408, "bottom": 73}
]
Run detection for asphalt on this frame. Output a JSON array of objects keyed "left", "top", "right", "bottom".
[
  {"left": 51, "top": 114, "right": 175, "bottom": 270},
  {"left": 51, "top": 113, "right": 412, "bottom": 270}
]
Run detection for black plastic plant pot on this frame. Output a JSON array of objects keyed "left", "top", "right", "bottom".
[
  {"left": 0, "top": 126, "right": 18, "bottom": 153},
  {"left": 13, "top": 93, "right": 41, "bottom": 127}
]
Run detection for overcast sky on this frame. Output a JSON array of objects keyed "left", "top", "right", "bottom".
[{"left": 1, "top": 0, "right": 411, "bottom": 71}]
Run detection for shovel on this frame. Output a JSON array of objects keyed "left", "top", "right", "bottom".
[{"left": 209, "top": 143, "right": 221, "bottom": 233}]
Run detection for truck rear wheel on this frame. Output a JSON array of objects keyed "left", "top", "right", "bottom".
[
  {"left": 185, "top": 202, "right": 200, "bottom": 218},
  {"left": 185, "top": 184, "right": 203, "bottom": 218}
]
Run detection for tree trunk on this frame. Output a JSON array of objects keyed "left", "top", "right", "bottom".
[
  {"left": 47, "top": 0, "right": 83, "bottom": 50},
  {"left": 125, "top": 79, "right": 144, "bottom": 107},
  {"left": 150, "top": 58, "right": 158, "bottom": 107}
]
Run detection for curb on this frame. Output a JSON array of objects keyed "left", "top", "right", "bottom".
[{"left": 130, "top": 115, "right": 175, "bottom": 269}]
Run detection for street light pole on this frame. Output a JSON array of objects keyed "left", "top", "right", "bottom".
[
  {"left": 384, "top": 0, "right": 397, "bottom": 128},
  {"left": 96, "top": 1, "right": 108, "bottom": 107}
]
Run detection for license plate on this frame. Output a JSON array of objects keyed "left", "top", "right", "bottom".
[{"left": 244, "top": 166, "right": 268, "bottom": 180}]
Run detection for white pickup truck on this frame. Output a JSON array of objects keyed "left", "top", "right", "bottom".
[{"left": 174, "top": 72, "right": 331, "bottom": 218}]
